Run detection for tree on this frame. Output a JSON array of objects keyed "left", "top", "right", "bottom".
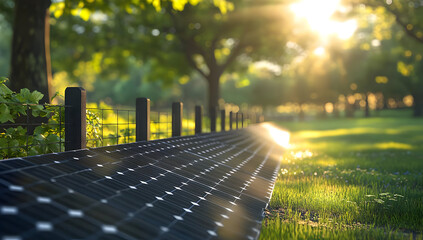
[
  {"left": 0, "top": 13, "right": 12, "bottom": 77},
  {"left": 347, "top": 0, "right": 423, "bottom": 44},
  {"left": 5, "top": 0, "right": 233, "bottom": 103},
  {"left": 50, "top": 1, "right": 298, "bottom": 124},
  {"left": 345, "top": 0, "right": 423, "bottom": 116},
  {"left": 9, "top": 0, "right": 52, "bottom": 103},
  {"left": 136, "top": 1, "right": 297, "bottom": 125}
]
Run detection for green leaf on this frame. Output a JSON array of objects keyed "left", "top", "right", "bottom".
[
  {"left": 29, "top": 91, "right": 44, "bottom": 103},
  {"left": 34, "top": 126, "right": 47, "bottom": 135},
  {"left": 45, "top": 134, "right": 60, "bottom": 152},
  {"left": 48, "top": 120, "right": 58, "bottom": 125},
  {"left": 50, "top": 91, "right": 62, "bottom": 102},
  {"left": 0, "top": 104, "right": 14, "bottom": 123},
  {"left": 16, "top": 88, "right": 43, "bottom": 104},
  {"left": 9, "top": 139, "right": 20, "bottom": 148},
  {"left": 31, "top": 105, "right": 45, "bottom": 117},
  {"left": 0, "top": 138, "right": 8, "bottom": 147},
  {"left": 18, "top": 88, "right": 31, "bottom": 102},
  {"left": 45, "top": 134, "right": 60, "bottom": 144},
  {"left": 14, "top": 105, "right": 27, "bottom": 116},
  {"left": 27, "top": 148, "right": 39, "bottom": 156},
  {"left": 0, "top": 82, "right": 13, "bottom": 96},
  {"left": 34, "top": 134, "right": 45, "bottom": 141},
  {"left": 16, "top": 126, "right": 26, "bottom": 135}
]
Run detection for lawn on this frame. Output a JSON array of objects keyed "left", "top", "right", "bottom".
[{"left": 260, "top": 114, "right": 423, "bottom": 239}]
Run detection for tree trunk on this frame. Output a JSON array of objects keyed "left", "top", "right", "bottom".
[
  {"left": 333, "top": 103, "right": 340, "bottom": 118},
  {"left": 10, "top": 0, "right": 52, "bottom": 103},
  {"left": 412, "top": 93, "right": 423, "bottom": 117},
  {"left": 298, "top": 103, "right": 305, "bottom": 121},
  {"left": 320, "top": 103, "right": 327, "bottom": 119},
  {"left": 383, "top": 95, "right": 388, "bottom": 109},
  {"left": 346, "top": 103, "right": 354, "bottom": 118},
  {"left": 364, "top": 93, "right": 370, "bottom": 118},
  {"left": 207, "top": 74, "right": 220, "bottom": 131}
]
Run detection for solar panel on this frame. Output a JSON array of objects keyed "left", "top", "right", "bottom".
[{"left": 0, "top": 126, "right": 283, "bottom": 240}]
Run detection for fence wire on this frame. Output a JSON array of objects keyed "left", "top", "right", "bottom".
[
  {"left": 85, "top": 108, "right": 136, "bottom": 148},
  {"left": 150, "top": 110, "right": 172, "bottom": 140},
  {"left": 0, "top": 102, "right": 65, "bottom": 160},
  {"left": 1, "top": 101, "right": 260, "bottom": 160},
  {"left": 183, "top": 108, "right": 195, "bottom": 136}
]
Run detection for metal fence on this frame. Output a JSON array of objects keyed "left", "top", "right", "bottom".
[
  {"left": 150, "top": 110, "right": 172, "bottom": 140},
  {"left": 0, "top": 87, "right": 263, "bottom": 160},
  {"left": 85, "top": 107, "right": 136, "bottom": 147},
  {"left": 0, "top": 102, "right": 65, "bottom": 159}
]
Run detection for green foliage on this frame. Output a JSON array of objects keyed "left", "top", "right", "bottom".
[
  {"left": 0, "top": 80, "right": 63, "bottom": 159},
  {"left": 86, "top": 109, "right": 102, "bottom": 147},
  {"left": 0, "top": 79, "right": 52, "bottom": 124},
  {"left": 0, "top": 80, "right": 101, "bottom": 159}
]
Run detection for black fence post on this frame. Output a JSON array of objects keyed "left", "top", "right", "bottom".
[
  {"left": 220, "top": 110, "right": 226, "bottom": 132},
  {"left": 229, "top": 111, "right": 233, "bottom": 130},
  {"left": 65, "top": 87, "right": 86, "bottom": 151},
  {"left": 136, "top": 98, "right": 150, "bottom": 141},
  {"left": 210, "top": 107, "right": 216, "bottom": 132},
  {"left": 236, "top": 112, "right": 239, "bottom": 130},
  {"left": 172, "top": 102, "right": 183, "bottom": 137},
  {"left": 195, "top": 105, "right": 202, "bottom": 134},
  {"left": 241, "top": 113, "right": 244, "bottom": 128}
]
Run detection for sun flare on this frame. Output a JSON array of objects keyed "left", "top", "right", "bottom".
[
  {"left": 262, "top": 123, "right": 291, "bottom": 149},
  {"left": 290, "top": 0, "right": 357, "bottom": 40}
]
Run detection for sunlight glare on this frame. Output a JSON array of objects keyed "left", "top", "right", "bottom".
[
  {"left": 290, "top": 0, "right": 357, "bottom": 40},
  {"left": 313, "top": 47, "right": 325, "bottom": 56},
  {"left": 262, "top": 123, "right": 291, "bottom": 149}
]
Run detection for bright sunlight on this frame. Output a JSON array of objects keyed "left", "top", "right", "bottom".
[
  {"left": 262, "top": 123, "right": 291, "bottom": 149},
  {"left": 290, "top": 0, "right": 357, "bottom": 40}
]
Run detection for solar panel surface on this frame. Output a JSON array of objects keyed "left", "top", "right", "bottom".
[{"left": 0, "top": 126, "right": 284, "bottom": 240}]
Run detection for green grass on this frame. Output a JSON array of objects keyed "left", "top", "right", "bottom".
[{"left": 260, "top": 116, "right": 423, "bottom": 240}]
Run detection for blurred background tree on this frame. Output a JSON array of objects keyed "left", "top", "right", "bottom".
[
  {"left": 0, "top": 0, "right": 422, "bottom": 118},
  {"left": 343, "top": 0, "right": 423, "bottom": 116}
]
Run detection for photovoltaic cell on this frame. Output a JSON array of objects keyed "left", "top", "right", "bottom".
[{"left": 0, "top": 125, "right": 284, "bottom": 239}]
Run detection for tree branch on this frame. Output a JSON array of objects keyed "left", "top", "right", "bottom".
[
  {"left": 184, "top": 50, "right": 209, "bottom": 79},
  {"left": 217, "top": 40, "right": 245, "bottom": 75},
  {"left": 166, "top": 8, "right": 209, "bottom": 79},
  {"left": 365, "top": 1, "right": 423, "bottom": 44},
  {"left": 385, "top": 6, "right": 423, "bottom": 44},
  {"left": 208, "top": 36, "right": 219, "bottom": 72}
]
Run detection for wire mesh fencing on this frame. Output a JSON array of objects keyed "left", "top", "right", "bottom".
[
  {"left": 150, "top": 110, "right": 172, "bottom": 140},
  {"left": 182, "top": 108, "right": 195, "bottom": 136},
  {"left": 0, "top": 103, "right": 139, "bottom": 159},
  {"left": 202, "top": 112, "right": 211, "bottom": 133},
  {"left": 85, "top": 107, "right": 136, "bottom": 148},
  {"left": 0, "top": 102, "right": 65, "bottom": 160},
  {"left": 1, "top": 96, "right": 262, "bottom": 160}
]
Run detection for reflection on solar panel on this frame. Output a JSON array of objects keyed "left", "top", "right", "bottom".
[{"left": 0, "top": 125, "right": 284, "bottom": 240}]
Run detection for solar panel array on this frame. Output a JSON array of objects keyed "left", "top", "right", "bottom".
[{"left": 0, "top": 127, "right": 283, "bottom": 240}]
